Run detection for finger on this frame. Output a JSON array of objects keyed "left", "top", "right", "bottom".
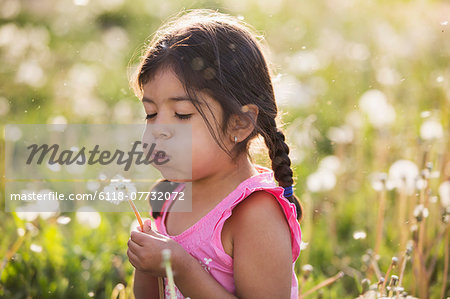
[
  {"left": 127, "top": 248, "right": 140, "bottom": 269},
  {"left": 133, "top": 224, "right": 159, "bottom": 237},
  {"left": 143, "top": 219, "right": 153, "bottom": 233},
  {"left": 131, "top": 229, "right": 167, "bottom": 248},
  {"left": 131, "top": 230, "right": 153, "bottom": 246},
  {"left": 142, "top": 222, "right": 163, "bottom": 237},
  {"left": 128, "top": 238, "right": 143, "bottom": 254}
]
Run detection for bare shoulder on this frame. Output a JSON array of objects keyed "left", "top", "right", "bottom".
[
  {"left": 230, "top": 190, "right": 291, "bottom": 232},
  {"left": 221, "top": 190, "right": 293, "bottom": 258},
  {"left": 226, "top": 190, "right": 293, "bottom": 298}
]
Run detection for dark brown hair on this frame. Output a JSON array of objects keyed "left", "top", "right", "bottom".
[{"left": 131, "top": 8, "right": 303, "bottom": 221}]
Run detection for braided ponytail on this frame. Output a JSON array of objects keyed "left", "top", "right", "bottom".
[{"left": 259, "top": 114, "right": 303, "bottom": 222}]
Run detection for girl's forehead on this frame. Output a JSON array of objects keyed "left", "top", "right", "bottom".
[
  {"left": 143, "top": 68, "right": 185, "bottom": 98},
  {"left": 142, "top": 68, "right": 218, "bottom": 109}
]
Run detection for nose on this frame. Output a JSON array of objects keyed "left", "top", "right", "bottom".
[
  {"left": 141, "top": 123, "right": 172, "bottom": 155},
  {"left": 150, "top": 124, "right": 172, "bottom": 140},
  {"left": 148, "top": 109, "right": 176, "bottom": 138}
]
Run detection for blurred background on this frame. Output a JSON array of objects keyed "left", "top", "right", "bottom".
[{"left": 0, "top": 0, "right": 449, "bottom": 298}]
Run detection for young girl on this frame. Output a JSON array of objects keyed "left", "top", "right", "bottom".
[{"left": 127, "top": 8, "right": 303, "bottom": 299}]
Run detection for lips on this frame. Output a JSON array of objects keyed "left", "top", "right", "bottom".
[{"left": 150, "top": 149, "right": 171, "bottom": 161}]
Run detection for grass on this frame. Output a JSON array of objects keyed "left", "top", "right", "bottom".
[{"left": 1, "top": 0, "right": 449, "bottom": 298}]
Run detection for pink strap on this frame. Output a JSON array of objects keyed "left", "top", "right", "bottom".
[{"left": 160, "top": 183, "right": 186, "bottom": 228}]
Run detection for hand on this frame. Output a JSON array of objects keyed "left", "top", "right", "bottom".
[{"left": 127, "top": 219, "right": 187, "bottom": 277}]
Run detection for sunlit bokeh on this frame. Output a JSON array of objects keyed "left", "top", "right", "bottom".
[{"left": 1, "top": 0, "right": 448, "bottom": 298}]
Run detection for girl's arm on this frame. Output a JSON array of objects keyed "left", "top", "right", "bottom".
[
  {"left": 128, "top": 189, "right": 293, "bottom": 299},
  {"left": 133, "top": 270, "right": 160, "bottom": 299},
  {"left": 129, "top": 231, "right": 238, "bottom": 299},
  {"left": 128, "top": 223, "right": 238, "bottom": 299},
  {"left": 174, "top": 191, "right": 293, "bottom": 299},
  {"left": 229, "top": 191, "right": 293, "bottom": 298},
  {"left": 130, "top": 224, "right": 162, "bottom": 299},
  {"left": 174, "top": 254, "right": 239, "bottom": 299}
]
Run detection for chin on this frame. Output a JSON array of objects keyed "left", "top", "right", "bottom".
[
  {"left": 166, "top": 178, "right": 193, "bottom": 183},
  {"left": 154, "top": 165, "right": 192, "bottom": 182}
]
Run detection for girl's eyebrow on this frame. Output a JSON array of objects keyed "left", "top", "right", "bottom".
[{"left": 141, "top": 96, "right": 194, "bottom": 104}]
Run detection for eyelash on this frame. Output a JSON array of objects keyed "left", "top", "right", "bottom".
[{"left": 145, "top": 113, "right": 193, "bottom": 120}]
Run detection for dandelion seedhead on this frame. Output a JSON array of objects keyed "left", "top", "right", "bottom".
[
  {"left": 442, "top": 207, "right": 450, "bottom": 224},
  {"left": 353, "top": 230, "right": 367, "bottom": 240},
  {"left": 378, "top": 277, "right": 384, "bottom": 285},
  {"left": 390, "top": 275, "right": 399, "bottom": 286},
  {"left": 438, "top": 181, "right": 450, "bottom": 208},
  {"left": 361, "top": 278, "right": 371, "bottom": 294},
  {"left": 406, "top": 241, "right": 413, "bottom": 256},
  {"left": 413, "top": 204, "right": 429, "bottom": 222},
  {"left": 386, "top": 275, "right": 399, "bottom": 296},
  {"left": 391, "top": 256, "right": 398, "bottom": 266},
  {"left": 362, "top": 253, "right": 371, "bottom": 265},
  {"left": 388, "top": 160, "right": 419, "bottom": 194},
  {"left": 420, "top": 169, "right": 429, "bottom": 180},
  {"left": 370, "top": 172, "right": 387, "bottom": 191},
  {"left": 103, "top": 175, "right": 137, "bottom": 205},
  {"left": 161, "top": 248, "right": 171, "bottom": 262},
  {"left": 302, "top": 264, "right": 313, "bottom": 280}
]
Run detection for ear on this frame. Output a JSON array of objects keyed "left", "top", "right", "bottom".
[{"left": 227, "top": 104, "right": 259, "bottom": 144}]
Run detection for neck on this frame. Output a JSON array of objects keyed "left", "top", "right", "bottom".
[{"left": 187, "top": 154, "right": 259, "bottom": 207}]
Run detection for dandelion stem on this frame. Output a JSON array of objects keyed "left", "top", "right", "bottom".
[
  {"left": 441, "top": 224, "right": 449, "bottom": 299},
  {"left": 413, "top": 238, "right": 428, "bottom": 298},
  {"left": 0, "top": 231, "right": 26, "bottom": 278},
  {"left": 158, "top": 277, "right": 164, "bottom": 299},
  {"left": 370, "top": 252, "right": 382, "bottom": 281},
  {"left": 162, "top": 249, "right": 176, "bottom": 298},
  {"left": 127, "top": 199, "right": 144, "bottom": 231},
  {"left": 397, "top": 243, "right": 411, "bottom": 294},
  {"left": 397, "top": 187, "right": 408, "bottom": 253},
  {"left": 302, "top": 192, "right": 313, "bottom": 265},
  {"left": 380, "top": 257, "right": 397, "bottom": 295},
  {"left": 417, "top": 187, "right": 426, "bottom": 263},
  {"left": 426, "top": 225, "right": 447, "bottom": 281},
  {"left": 299, "top": 271, "right": 344, "bottom": 298},
  {"left": 110, "top": 282, "right": 125, "bottom": 299},
  {"left": 374, "top": 188, "right": 386, "bottom": 256}
]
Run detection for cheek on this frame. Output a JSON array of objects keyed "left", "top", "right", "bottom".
[
  {"left": 191, "top": 129, "right": 226, "bottom": 164},
  {"left": 191, "top": 123, "right": 212, "bottom": 152},
  {"left": 191, "top": 136, "right": 213, "bottom": 160}
]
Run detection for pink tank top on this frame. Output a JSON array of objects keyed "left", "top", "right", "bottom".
[{"left": 154, "top": 164, "right": 302, "bottom": 298}]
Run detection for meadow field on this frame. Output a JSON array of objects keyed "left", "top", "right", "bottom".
[{"left": 0, "top": 0, "right": 449, "bottom": 298}]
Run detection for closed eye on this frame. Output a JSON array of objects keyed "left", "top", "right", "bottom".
[
  {"left": 175, "top": 113, "right": 193, "bottom": 120},
  {"left": 144, "top": 113, "right": 193, "bottom": 121},
  {"left": 145, "top": 113, "right": 157, "bottom": 120}
]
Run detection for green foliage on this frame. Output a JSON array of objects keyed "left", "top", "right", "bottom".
[{"left": 1, "top": 0, "right": 449, "bottom": 298}]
